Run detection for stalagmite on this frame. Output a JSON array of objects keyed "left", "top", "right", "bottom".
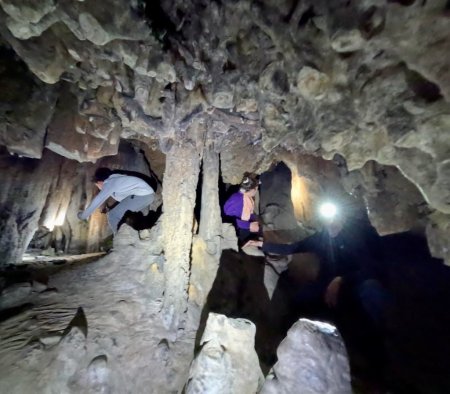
[
  {"left": 186, "top": 313, "right": 264, "bottom": 394},
  {"left": 261, "top": 319, "right": 351, "bottom": 394}
]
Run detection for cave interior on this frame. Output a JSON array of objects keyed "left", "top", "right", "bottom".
[{"left": 0, "top": 0, "right": 449, "bottom": 393}]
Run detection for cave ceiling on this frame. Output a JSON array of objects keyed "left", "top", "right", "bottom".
[{"left": 0, "top": 0, "right": 449, "bottom": 213}]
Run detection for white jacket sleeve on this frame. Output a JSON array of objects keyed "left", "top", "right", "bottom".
[{"left": 79, "top": 183, "right": 113, "bottom": 220}]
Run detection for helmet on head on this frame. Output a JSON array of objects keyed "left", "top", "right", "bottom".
[
  {"left": 92, "top": 167, "right": 112, "bottom": 182},
  {"left": 240, "top": 172, "right": 260, "bottom": 191}
]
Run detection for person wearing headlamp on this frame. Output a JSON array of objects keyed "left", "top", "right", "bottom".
[
  {"left": 224, "top": 172, "right": 262, "bottom": 247},
  {"left": 262, "top": 202, "right": 390, "bottom": 328}
]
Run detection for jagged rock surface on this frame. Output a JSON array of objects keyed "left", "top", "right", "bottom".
[
  {"left": 190, "top": 145, "right": 223, "bottom": 313},
  {"left": 261, "top": 318, "right": 351, "bottom": 394},
  {"left": 0, "top": 139, "right": 160, "bottom": 265},
  {"left": 0, "top": 149, "right": 65, "bottom": 265},
  {"left": 0, "top": 224, "right": 198, "bottom": 394},
  {"left": 0, "top": 0, "right": 448, "bottom": 262},
  {"left": 186, "top": 312, "right": 264, "bottom": 394},
  {"left": 161, "top": 142, "right": 201, "bottom": 330}
]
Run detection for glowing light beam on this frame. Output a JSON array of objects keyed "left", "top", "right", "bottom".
[{"left": 319, "top": 202, "right": 337, "bottom": 219}]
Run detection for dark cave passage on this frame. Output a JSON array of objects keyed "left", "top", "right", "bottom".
[{"left": 199, "top": 161, "right": 450, "bottom": 393}]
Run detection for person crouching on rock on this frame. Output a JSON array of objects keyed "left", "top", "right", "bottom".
[
  {"left": 78, "top": 167, "right": 155, "bottom": 234},
  {"left": 224, "top": 172, "right": 262, "bottom": 248}
]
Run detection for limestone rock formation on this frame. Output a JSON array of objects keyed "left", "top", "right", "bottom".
[
  {"left": 0, "top": 0, "right": 449, "bottom": 392},
  {"left": 261, "top": 318, "right": 351, "bottom": 394},
  {"left": 0, "top": 138, "right": 160, "bottom": 265},
  {"left": 0, "top": 224, "right": 198, "bottom": 394},
  {"left": 186, "top": 313, "right": 264, "bottom": 394},
  {"left": 0, "top": 0, "right": 448, "bottom": 264},
  {"left": 0, "top": 149, "right": 65, "bottom": 265},
  {"left": 0, "top": 48, "right": 58, "bottom": 159}
]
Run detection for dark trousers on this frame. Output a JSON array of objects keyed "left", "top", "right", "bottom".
[{"left": 237, "top": 227, "right": 262, "bottom": 246}]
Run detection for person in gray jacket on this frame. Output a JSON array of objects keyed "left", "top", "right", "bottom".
[{"left": 78, "top": 167, "right": 155, "bottom": 233}]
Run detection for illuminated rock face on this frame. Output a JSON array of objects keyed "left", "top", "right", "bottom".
[
  {"left": 261, "top": 319, "right": 351, "bottom": 394},
  {"left": 0, "top": 0, "right": 449, "bottom": 264},
  {"left": 186, "top": 313, "right": 264, "bottom": 394},
  {"left": 0, "top": 149, "right": 65, "bottom": 265},
  {"left": 0, "top": 140, "right": 159, "bottom": 265}
]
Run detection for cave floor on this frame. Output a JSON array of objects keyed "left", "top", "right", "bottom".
[{"left": 0, "top": 226, "right": 196, "bottom": 393}]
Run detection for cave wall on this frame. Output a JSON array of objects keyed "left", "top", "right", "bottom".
[
  {"left": 0, "top": 149, "right": 64, "bottom": 265},
  {"left": 0, "top": 1, "right": 448, "bottom": 392},
  {"left": 0, "top": 0, "right": 448, "bottom": 264},
  {"left": 0, "top": 139, "right": 162, "bottom": 265}
]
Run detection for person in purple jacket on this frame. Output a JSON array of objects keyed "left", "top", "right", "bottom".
[{"left": 224, "top": 172, "right": 262, "bottom": 246}]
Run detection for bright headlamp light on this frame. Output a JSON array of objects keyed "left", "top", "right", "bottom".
[{"left": 319, "top": 202, "right": 337, "bottom": 219}]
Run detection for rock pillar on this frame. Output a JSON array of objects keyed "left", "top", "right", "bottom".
[
  {"left": 190, "top": 145, "right": 222, "bottom": 312},
  {"left": 161, "top": 143, "right": 200, "bottom": 330}
]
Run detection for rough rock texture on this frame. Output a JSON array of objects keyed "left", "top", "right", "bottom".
[
  {"left": 190, "top": 145, "right": 223, "bottom": 313},
  {"left": 186, "top": 313, "right": 264, "bottom": 394},
  {"left": 263, "top": 256, "right": 290, "bottom": 300},
  {"left": 0, "top": 139, "right": 159, "bottom": 265},
  {"left": 0, "top": 224, "right": 198, "bottom": 394},
  {"left": 0, "top": 0, "right": 448, "bottom": 263},
  {"left": 46, "top": 85, "right": 121, "bottom": 162},
  {"left": 0, "top": 48, "right": 58, "bottom": 159},
  {"left": 260, "top": 163, "right": 299, "bottom": 233},
  {"left": 354, "top": 161, "right": 427, "bottom": 235},
  {"left": 261, "top": 318, "right": 351, "bottom": 394},
  {"left": 161, "top": 143, "right": 200, "bottom": 330},
  {"left": 0, "top": 149, "right": 65, "bottom": 265},
  {"left": 0, "top": 0, "right": 449, "bottom": 390}
]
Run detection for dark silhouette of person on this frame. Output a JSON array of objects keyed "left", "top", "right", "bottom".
[{"left": 262, "top": 213, "right": 390, "bottom": 328}]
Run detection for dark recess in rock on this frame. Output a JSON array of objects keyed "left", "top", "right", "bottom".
[
  {"left": 387, "top": 0, "right": 416, "bottom": 5},
  {"left": 405, "top": 68, "right": 443, "bottom": 102}
]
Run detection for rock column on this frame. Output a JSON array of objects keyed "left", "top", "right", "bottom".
[
  {"left": 161, "top": 143, "right": 200, "bottom": 330},
  {"left": 189, "top": 145, "right": 222, "bottom": 313}
]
